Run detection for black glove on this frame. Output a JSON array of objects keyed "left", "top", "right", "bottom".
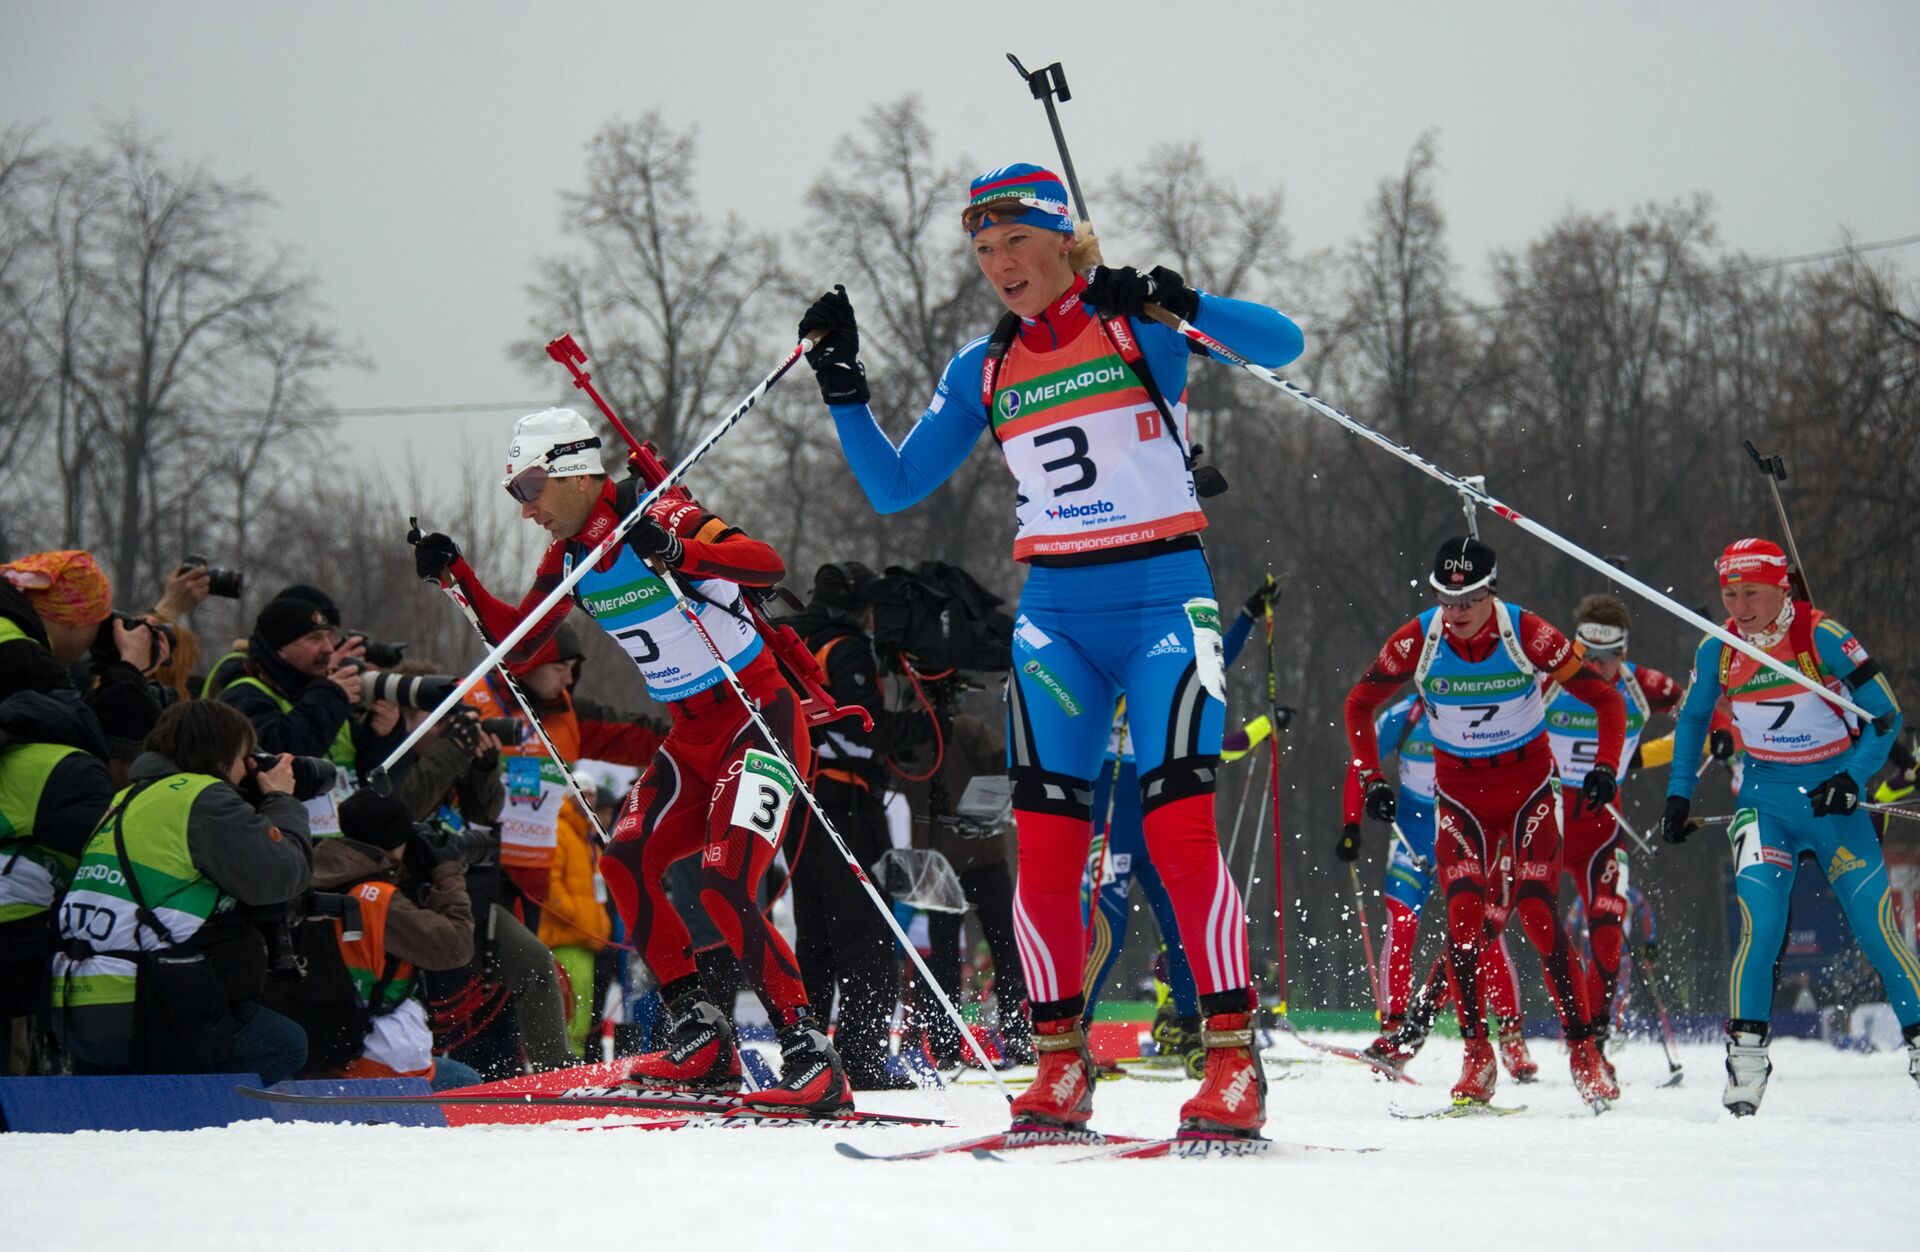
[
  {"left": 1581, "top": 763, "right": 1618, "bottom": 809},
  {"left": 1336, "top": 824, "right": 1361, "bottom": 863},
  {"left": 1659, "top": 795, "right": 1694, "bottom": 845},
  {"left": 414, "top": 532, "right": 460, "bottom": 583},
  {"left": 1272, "top": 705, "right": 1296, "bottom": 731},
  {"left": 628, "top": 513, "right": 684, "bottom": 567},
  {"left": 443, "top": 706, "right": 482, "bottom": 756},
  {"left": 1807, "top": 771, "right": 1859, "bottom": 817},
  {"left": 1709, "top": 727, "right": 1736, "bottom": 762},
  {"left": 1081, "top": 265, "right": 1201, "bottom": 322},
  {"left": 402, "top": 832, "right": 452, "bottom": 883},
  {"left": 1243, "top": 579, "right": 1278, "bottom": 620},
  {"left": 1363, "top": 773, "right": 1397, "bottom": 823},
  {"left": 798, "top": 285, "right": 869, "bottom": 406}
]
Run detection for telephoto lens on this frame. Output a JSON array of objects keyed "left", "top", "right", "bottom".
[
  {"left": 361, "top": 671, "right": 457, "bottom": 710},
  {"left": 480, "top": 716, "right": 528, "bottom": 744}
]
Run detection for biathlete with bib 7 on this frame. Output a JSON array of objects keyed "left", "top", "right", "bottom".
[
  {"left": 411, "top": 409, "right": 851, "bottom": 1112},
  {"left": 797, "top": 162, "right": 1304, "bottom": 1139},
  {"left": 1344, "top": 538, "right": 1626, "bottom": 1109},
  {"left": 1660, "top": 539, "right": 1916, "bottom": 1115}
]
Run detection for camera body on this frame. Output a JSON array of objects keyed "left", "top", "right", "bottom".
[
  {"left": 180, "top": 554, "right": 244, "bottom": 599},
  {"left": 248, "top": 752, "right": 338, "bottom": 801},
  {"left": 415, "top": 819, "right": 500, "bottom": 871},
  {"left": 341, "top": 630, "right": 407, "bottom": 670},
  {"left": 89, "top": 610, "right": 176, "bottom": 672}
]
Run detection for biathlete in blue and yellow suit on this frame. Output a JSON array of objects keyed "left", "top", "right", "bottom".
[
  {"left": 1660, "top": 538, "right": 1918, "bottom": 1115},
  {"left": 1079, "top": 584, "right": 1265, "bottom": 1066},
  {"left": 798, "top": 162, "right": 1304, "bottom": 1138}
]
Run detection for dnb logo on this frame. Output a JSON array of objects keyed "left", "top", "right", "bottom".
[{"left": 996, "top": 389, "right": 1022, "bottom": 421}]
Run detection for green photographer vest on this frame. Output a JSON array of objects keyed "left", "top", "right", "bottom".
[
  {"left": 224, "top": 675, "right": 356, "bottom": 836},
  {"left": 0, "top": 741, "right": 85, "bottom": 923}
]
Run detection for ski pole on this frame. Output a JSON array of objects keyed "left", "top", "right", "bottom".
[
  {"left": 1605, "top": 801, "right": 1654, "bottom": 855},
  {"left": 1743, "top": 440, "right": 1815, "bottom": 603},
  {"left": 645, "top": 558, "right": 1015, "bottom": 1100},
  {"left": 1005, "top": 55, "right": 1090, "bottom": 222},
  {"left": 1241, "top": 766, "right": 1270, "bottom": 907},
  {"left": 1135, "top": 305, "right": 1881, "bottom": 725},
  {"left": 369, "top": 338, "right": 815, "bottom": 786},
  {"left": 411, "top": 524, "right": 612, "bottom": 844},
  {"left": 1458, "top": 475, "right": 1485, "bottom": 542},
  {"left": 1261, "top": 575, "right": 1289, "bottom": 1015},
  {"left": 1389, "top": 822, "right": 1432, "bottom": 875},
  {"left": 1632, "top": 953, "right": 1684, "bottom": 1082},
  {"left": 1221, "top": 738, "right": 1260, "bottom": 868},
  {"left": 1349, "top": 863, "right": 1383, "bottom": 1016}
]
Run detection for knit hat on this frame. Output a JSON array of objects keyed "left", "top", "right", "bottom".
[
  {"left": 964, "top": 163, "right": 1074, "bottom": 237},
  {"left": 1716, "top": 538, "right": 1791, "bottom": 588},
  {"left": 1429, "top": 537, "right": 1498, "bottom": 596},
  {"left": 255, "top": 597, "right": 333, "bottom": 651},
  {"left": 338, "top": 789, "right": 416, "bottom": 851},
  {"left": 273, "top": 584, "right": 341, "bottom": 627},
  {"left": 0, "top": 551, "right": 112, "bottom": 628}
]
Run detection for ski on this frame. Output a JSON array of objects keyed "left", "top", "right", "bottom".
[
  {"left": 1063, "top": 1135, "right": 1378, "bottom": 1161},
  {"left": 1390, "top": 1100, "right": 1527, "bottom": 1120},
  {"left": 236, "top": 1085, "right": 942, "bottom": 1126},
  {"left": 834, "top": 1127, "right": 1140, "bottom": 1161},
  {"left": 1269, "top": 1024, "right": 1418, "bottom": 1085}
]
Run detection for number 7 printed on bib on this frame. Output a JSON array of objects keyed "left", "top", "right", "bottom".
[{"left": 730, "top": 749, "right": 798, "bottom": 844}]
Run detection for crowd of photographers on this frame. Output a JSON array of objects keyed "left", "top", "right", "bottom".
[
  {"left": 1, "top": 545, "right": 1031, "bottom": 1091},
  {"left": 0, "top": 547, "right": 668, "bottom": 1086}
]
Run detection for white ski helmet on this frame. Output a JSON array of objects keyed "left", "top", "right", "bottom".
[{"left": 504, "top": 407, "right": 604, "bottom": 498}]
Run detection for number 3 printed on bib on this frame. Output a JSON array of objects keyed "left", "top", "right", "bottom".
[{"left": 730, "top": 748, "right": 798, "bottom": 844}]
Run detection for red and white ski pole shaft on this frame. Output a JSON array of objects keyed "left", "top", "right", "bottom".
[
  {"left": 370, "top": 339, "right": 813, "bottom": 786},
  {"left": 1137, "top": 305, "right": 1880, "bottom": 724},
  {"left": 1348, "top": 863, "right": 1383, "bottom": 1016},
  {"left": 646, "top": 558, "right": 1016, "bottom": 1100}
]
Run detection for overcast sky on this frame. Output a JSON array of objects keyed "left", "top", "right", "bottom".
[{"left": 4, "top": 0, "right": 1916, "bottom": 505}]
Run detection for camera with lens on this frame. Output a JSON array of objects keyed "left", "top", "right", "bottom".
[
  {"left": 864, "top": 561, "right": 1013, "bottom": 678},
  {"left": 361, "top": 670, "right": 455, "bottom": 710},
  {"left": 179, "top": 553, "right": 245, "bottom": 599},
  {"left": 248, "top": 752, "right": 338, "bottom": 802},
  {"left": 260, "top": 891, "right": 364, "bottom": 974},
  {"left": 480, "top": 716, "right": 528, "bottom": 745},
  {"left": 89, "top": 610, "right": 177, "bottom": 673},
  {"left": 416, "top": 820, "right": 499, "bottom": 871},
  {"left": 341, "top": 629, "right": 407, "bottom": 669}
]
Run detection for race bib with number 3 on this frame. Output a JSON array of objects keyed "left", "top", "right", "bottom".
[{"left": 729, "top": 749, "right": 798, "bottom": 845}]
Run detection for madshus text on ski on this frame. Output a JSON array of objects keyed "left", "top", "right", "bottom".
[{"left": 3, "top": 113, "right": 1916, "bottom": 1146}]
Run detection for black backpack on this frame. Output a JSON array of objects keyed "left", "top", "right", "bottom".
[{"left": 259, "top": 905, "right": 400, "bottom": 1075}]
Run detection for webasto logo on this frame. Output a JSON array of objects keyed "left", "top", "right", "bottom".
[{"left": 1046, "top": 499, "right": 1115, "bottom": 521}]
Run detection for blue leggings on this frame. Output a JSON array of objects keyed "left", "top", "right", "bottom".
[
  {"left": 1081, "top": 758, "right": 1199, "bottom": 1018},
  {"left": 1382, "top": 792, "right": 1437, "bottom": 912},
  {"left": 1728, "top": 771, "right": 1920, "bottom": 1027}
]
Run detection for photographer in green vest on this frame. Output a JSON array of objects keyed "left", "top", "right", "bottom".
[
  {"left": 1, "top": 690, "right": 114, "bottom": 1072},
  {"left": 52, "top": 700, "right": 313, "bottom": 1080}
]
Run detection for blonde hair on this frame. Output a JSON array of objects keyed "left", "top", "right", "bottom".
[{"left": 1069, "top": 221, "right": 1104, "bottom": 271}]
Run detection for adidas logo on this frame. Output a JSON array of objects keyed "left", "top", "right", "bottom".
[{"left": 1146, "top": 632, "right": 1188, "bottom": 657}]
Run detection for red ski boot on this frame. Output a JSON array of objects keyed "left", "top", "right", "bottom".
[
  {"left": 625, "top": 988, "right": 741, "bottom": 1093},
  {"left": 1362, "top": 1015, "right": 1423, "bottom": 1076},
  {"left": 1496, "top": 1017, "right": 1539, "bottom": 1084},
  {"left": 1450, "top": 1036, "right": 1498, "bottom": 1106},
  {"left": 1178, "top": 1012, "right": 1268, "bottom": 1138},
  {"left": 1569, "top": 1037, "right": 1617, "bottom": 1107},
  {"left": 1007, "top": 1016, "right": 1095, "bottom": 1129},
  {"left": 740, "top": 1017, "right": 853, "bottom": 1113}
]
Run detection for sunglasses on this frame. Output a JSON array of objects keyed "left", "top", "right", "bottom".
[
  {"left": 1435, "top": 587, "right": 1492, "bottom": 608},
  {"left": 962, "top": 195, "right": 1066, "bottom": 235},
  {"left": 505, "top": 464, "right": 550, "bottom": 505}
]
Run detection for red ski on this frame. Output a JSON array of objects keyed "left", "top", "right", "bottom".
[{"left": 835, "top": 1127, "right": 1140, "bottom": 1161}]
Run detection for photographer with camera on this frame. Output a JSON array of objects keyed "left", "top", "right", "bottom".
[
  {"left": 219, "top": 596, "right": 404, "bottom": 836},
  {"left": 377, "top": 657, "right": 576, "bottom": 1074},
  {"left": 51, "top": 700, "right": 313, "bottom": 1082},
  {"left": 782, "top": 562, "right": 931, "bottom": 1089},
  {"left": 2, "top": 551, "right": 171, "bottom": 763},
  {"left": 303, "top": 790, "right": 481, "bottom": 1089}
]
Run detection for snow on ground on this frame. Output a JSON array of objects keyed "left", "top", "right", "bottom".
[{"left": 3, "top": 1034, "right": 1912, "bottom": 1250}]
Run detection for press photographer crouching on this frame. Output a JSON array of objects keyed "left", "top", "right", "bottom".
[
  {"left": 51, "top": 700, "right": 314, "bottom": 1082},
  {"left": 300, "top": 790, "right": 480, "bottom": 1090}
]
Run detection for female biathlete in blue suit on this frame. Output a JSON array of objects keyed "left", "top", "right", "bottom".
[
  {"left": 798, "top": 163, "right": 1304, "bottom": 1138},
  {"left": 1661, "top": 538, "right": 1916, "bottom": 1115}
]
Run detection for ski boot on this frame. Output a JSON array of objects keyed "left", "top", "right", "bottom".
[
  {"left": 1451, "top": 1035, "right": 1498, "bottom": 1105},
  {"left": 625, "top": 981, "right": 741, "bottom": 1093},
  {"left": 1008, "top": 1012, "right": 1095, "bottom": 1129},
  {"left": 1569, "top": 1036, "right": 1616, "bottom": 1109},
  {"left": 1178, "top": 1016, "right": 1206, "bottom": 1081},
  {"left": 1496, "top": 1015, "right": 1539, "bottom": 1084},
  {"left": 1591, "top": 1023, "right": 1620, "bottom": 1094},
  {"left": 1905, "top": 1024, "right": 1920, "bottom": 1093},
  {"left": 1178, "top": 1010, "right": 1268, "bottom": 1138},
  {"left": 1722, "top": 1020, "right": 1772, "bottom": 1117},
  {"left": 1362, "top": 1015, "right": 1424, "bottom": 1077},
  {"left": 740, "top": 1015, "right": 853, "bottom": 1113}
]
